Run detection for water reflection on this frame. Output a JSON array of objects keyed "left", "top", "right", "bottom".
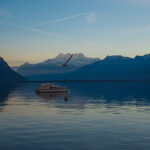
[
  {"left": 0, "top": 84, "right": 19, "bottom": 111},
  {"left": 1, "top": 82, "right": 150, "bottom": 150},
  {"left": 34, "top": 82, "right": 150, "bottom": 111},
  {"left": 38, "top": 92, "right": 69, "bottom": 102},
  {"left": 63, "top": 82, "right": 150, "bottom": 105},
  {"left": 1, "top": 82, "right": 150, "bottom": 110}
]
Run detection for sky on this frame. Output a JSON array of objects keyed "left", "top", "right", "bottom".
[{"left": 1, "top": 0, "right": 150, "bottom": 66}]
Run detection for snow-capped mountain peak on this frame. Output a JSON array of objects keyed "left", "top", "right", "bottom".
[
  {"left": 13, "top": 53, "right": 100, "bottom": 76},
  {"left": 43, "top": 53, "right": 100, "bottom": 67}
]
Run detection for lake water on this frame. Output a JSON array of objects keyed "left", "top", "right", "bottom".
[{"left": 0, "top": 82, "right": 150, "bottom": 150}]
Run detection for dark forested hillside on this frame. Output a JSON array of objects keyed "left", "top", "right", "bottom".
[{"left": 0, "top": 57, "right": 26, "bottom": 86}]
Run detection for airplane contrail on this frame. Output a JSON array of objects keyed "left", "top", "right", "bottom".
[
  {"left": 0, "top": 20, "right": 71, "bottom": 40},
  {"left": 35, "top": 12, "right": 90, "bottom": 27}
]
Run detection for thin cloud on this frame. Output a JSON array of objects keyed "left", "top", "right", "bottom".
[
  {"left": 20, "top": 12, "right": 28, "bottom": 17},
  {"left": 84, "top": 40, "right": 97, "bottom": 47},
  {"left": 128, "top": 0, "right": 150, "bottom": 4},
  {"left": 134, "top": 25, "right": 150, "bottom": 33},
  {"left": 115, "top": 0, "right": 150, "bottom": 5},
  {"left": 35, "top": 12, "right": 90, "bottom": 27},
  {"left": 86, "top": 12, "right": 97, "bottom": 23},
  {"left": 110, "top": 24, "right": 150, "bottom": 37},
  {"left": 0, "top": 20, "right": 70, "bottom": 40},
  {"left": 0, "top": 8, "right": 13, "bottom": 19},
  {"left": 122, "top": 25, "right": 150, "bottom": 36}
]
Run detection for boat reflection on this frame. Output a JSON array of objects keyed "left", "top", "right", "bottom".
[{"left": 37, "top": 92, "right": 69, "bottom": 101}]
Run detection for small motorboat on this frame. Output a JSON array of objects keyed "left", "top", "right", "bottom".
[{"left": 36, "top": 83, "right": 70, "bottom": 94}]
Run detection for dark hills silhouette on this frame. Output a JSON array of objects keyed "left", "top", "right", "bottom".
[
  {"left": 0, "top": 57, "right": 27, "bottom": 85},
  {"left": 28, "top": 54, "right": 150, "bottom": 81}
]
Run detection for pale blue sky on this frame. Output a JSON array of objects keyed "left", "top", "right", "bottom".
[{"left": 0, "top": 0, "right": 150, "bottom": 65}]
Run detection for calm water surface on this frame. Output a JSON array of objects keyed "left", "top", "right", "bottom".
[{"left": 0, "top": 82, "right": 150, "bottom": 150}]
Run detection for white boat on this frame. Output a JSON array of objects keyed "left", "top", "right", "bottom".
[{"left": 36, "top": 83, "right": 70, "bottom": 93}]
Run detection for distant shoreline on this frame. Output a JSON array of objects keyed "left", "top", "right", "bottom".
[{"left": 27, "top": 79, "right": 150, "bottom": 83}]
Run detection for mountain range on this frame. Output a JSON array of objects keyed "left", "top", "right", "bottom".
[
  {"left": 26, "top": 54, "right": 150, "bottom": 81},
  {"left": 0, "top": 57, "right": 26, "bottom": 86},
  {"left": 12, "top": 53, "right": 100, "bottom": 76}
]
